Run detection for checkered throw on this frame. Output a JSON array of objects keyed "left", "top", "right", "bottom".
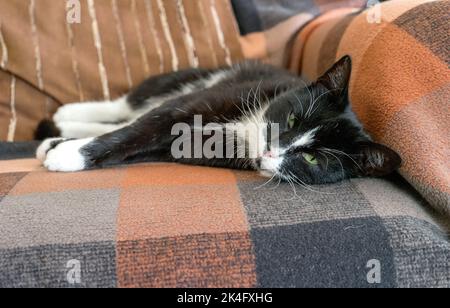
[{"left": 0, "top": 144, "right": 449, "bottom": 287}]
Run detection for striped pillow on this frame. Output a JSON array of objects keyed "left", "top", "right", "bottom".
[{"left": 0, "top": 0, "right": 243, "bottom": 141}]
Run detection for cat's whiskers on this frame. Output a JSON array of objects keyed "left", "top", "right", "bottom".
[
  {"left": 304, "top": 86, "right": 319, "bottom": 119},
  {"left": 306, "top": 88, "right": 336, "bottom": 119},
  {"left": 245, "top": 86, "right": 255, "bottom": 116},
  {"left": 319, "top": 147, "right": 363, "bottom": 172},
  {"left": 270, "top": 176, "right": 282, "bottom": 190},
  {"left": 249, "top": 88, "right": 262, "bottom": 124},
  {"left": 255, "top": 172, "right": 278, "bottom": 190},
  {"left": 235, "top": 97, "right": 250, "bottom": 119},
  {"left": 319, "top": 149, "right": 346, "bottom": 179},
  {"left": 293, "top": 93, "right": 305, "bottom": 118},
  {"left": 274, "top": 82, "right": 282, "bottom": 99},
  {"left": 307, "top": 88, "right": 344, "bottom": 119},
  {"left": 253, "top": 80, "right": 264, "bottom": 111},
  {"left": 298, "top": 79, "right": 313, "bottom": 117},
  {"left": 319, "top": 152, "right": 330, "bottom": 171},
  {"left": 286, "top": 170, "right": 334, "bottom": 195},
  {"left": 283, "top": 173, "right": 314, "bottom": 206},
  {"left": 306, "top": 90, "right": 326, "bottom": 119},
  {"left": 284, "top": 173, "right": 300, "bottom": 201}
]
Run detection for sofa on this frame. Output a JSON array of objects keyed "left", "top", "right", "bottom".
[{"left": 0, "top": 0, "right": 448, "bottom": 288}]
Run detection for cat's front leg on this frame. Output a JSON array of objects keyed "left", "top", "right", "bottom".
[
  {"left": 37, "top": 111, "right": 173, "bottom": 172},
  {"left": 37, "top": 138, "right": 94, "bottom": 172}
]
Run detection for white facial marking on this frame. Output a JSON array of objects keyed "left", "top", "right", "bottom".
[
  {"left": 291, "top": 127, "right": 320, "bottom": 148},
  {"left": 234, "top": 105, "right": 269, "bottom": 159},
  {"left": 258, "top": 126, "right": 320, "bottom": 177},
  {"left": 260, "top": 156, "right": 283, "bottom": 174},
  {"left": 258, "top": 147, "right": 285, "bottom": 176},
  {"left": 43, "top": 138, "right": 93, "bottom": 172}
]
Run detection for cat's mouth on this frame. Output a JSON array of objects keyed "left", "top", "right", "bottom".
[{"left": 256, "top": 150, "right": 284, "bottom": 178}]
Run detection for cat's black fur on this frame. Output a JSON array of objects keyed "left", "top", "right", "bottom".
[{"left": 37, "top": 57, "right": 402, "bottom": 184}]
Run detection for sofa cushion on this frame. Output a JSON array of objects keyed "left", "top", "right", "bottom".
[{"left": 0, "top": 0, "right": 243, "bottom": 141}]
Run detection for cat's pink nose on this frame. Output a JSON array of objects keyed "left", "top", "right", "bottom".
[{"left": 263, "top": 151, "right": 275, "bottom": 158}]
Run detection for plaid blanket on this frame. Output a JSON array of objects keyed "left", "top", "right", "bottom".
[
  {"left": 288, "top": 0, "right": 450, "bottom": 217},
  {"left": 0, "top": 146, "right": 449, "bottom": 287}
]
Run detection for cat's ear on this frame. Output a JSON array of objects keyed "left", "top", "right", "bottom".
[
  {"left": 354, "top": 142, "right": 402, "bottom": 177},
  {"left": 317, "top": 56, "right": 352, "bottom": 96}
]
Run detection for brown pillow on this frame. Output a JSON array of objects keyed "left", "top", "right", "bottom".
[{"left": 0, "top": 0, "right": 243, "bottom": 141}]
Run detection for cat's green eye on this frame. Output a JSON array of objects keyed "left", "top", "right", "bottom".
[
  {"left": 288, "top": 113, "right": 297, "bottom": 129},
  {"left": 302, "top": 153, "right": 319, "bottom": 165}
]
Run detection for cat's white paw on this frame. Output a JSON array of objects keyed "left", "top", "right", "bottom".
[
  {"left": 36, "top": 138, "right": 66, "bottom": 162},
  {"left": 53, "top": 104, "right": 87, "bottom": 123},
  {"left": 42, "top": 138, "right": 93, "bottom": 172}
]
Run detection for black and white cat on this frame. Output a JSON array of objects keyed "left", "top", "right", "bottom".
[{"left": 36, "top": 56, "right": 401, "bottom": 185}]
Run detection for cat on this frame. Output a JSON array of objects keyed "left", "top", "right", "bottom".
[{"left": 35, "top": 56, "right": 401, "bottom": 185}]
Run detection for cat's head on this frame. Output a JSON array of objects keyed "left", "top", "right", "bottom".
[{"left": 257, "top": 56, "right": 401, "bottom": 184}]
